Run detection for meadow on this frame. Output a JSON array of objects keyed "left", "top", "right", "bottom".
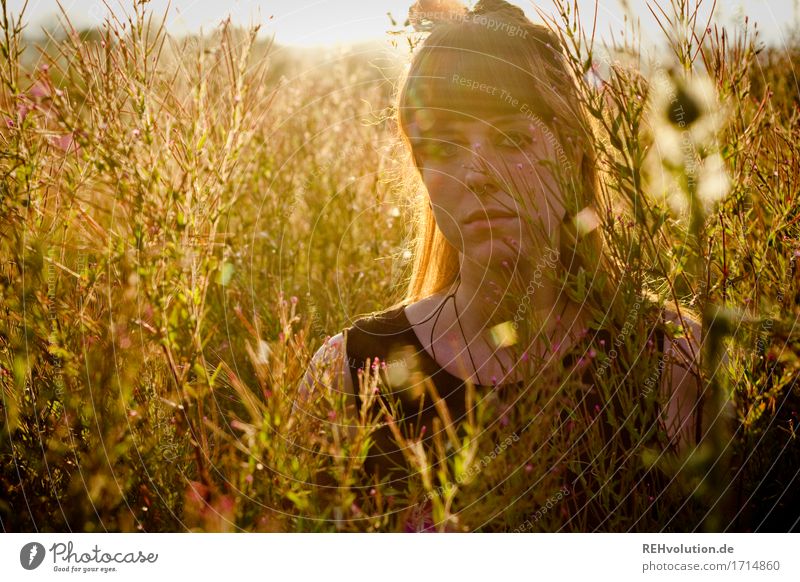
[{"left": 1, "top": 0, "right": 799, "bottom": 532}]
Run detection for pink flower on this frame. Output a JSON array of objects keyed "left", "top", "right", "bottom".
[
  {"left": 28, "top": 81, "right": 49, "bottom": 100},
  {"left": 16, "top": 102, "right": 31, "bottom": 122},
  {"left": 404, "top": 501, "right": 436, "bottom": 533},
  {"left": 51, "top": 132, "right": 79, "bottom": 153}
]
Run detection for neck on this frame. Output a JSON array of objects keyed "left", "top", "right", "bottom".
[{"left": 444, "top": 255, "right": 567, "bottom": 348}]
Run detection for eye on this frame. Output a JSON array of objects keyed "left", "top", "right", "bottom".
[
  {"left": 416, "top": 139, "right": 463, "bottom": 160},
  {"left": 497, "top": 130, "right": 533, "bottom": 149}
]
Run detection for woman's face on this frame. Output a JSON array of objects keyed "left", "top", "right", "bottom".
[{"left": 410, "top": 111, "right": 569, "bottom": 275}]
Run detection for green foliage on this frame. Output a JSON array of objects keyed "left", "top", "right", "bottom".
[{"left": 0, "top": 0, "right": 798, "bottom": 532}]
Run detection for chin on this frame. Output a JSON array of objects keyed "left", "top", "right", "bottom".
[{"left": 465, "top": 243, "right": 524, "bottom": 271}]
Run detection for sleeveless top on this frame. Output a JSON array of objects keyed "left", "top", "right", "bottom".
[
  {"left": 343, "top": 303, "right": 669, "bottom": 531},
  {"left": 345, "top": 304, "right": 521, "bottom": 478}
]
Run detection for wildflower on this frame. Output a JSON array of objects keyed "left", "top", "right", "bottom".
[
  {"left": 652, "top": 70, "right": 724, "bottom": 148},
  {"left": 51, "top": 132, "right": 79, "bottom": 153},
  {"left": 573, "top": 207, "right": 600, "bottom": 237},
  {"left": 647, "top": 69, "right": 730, "bottom": 215},
  {"left": 697, "top": 153, "right": 731, "bottom": 211},
  {"left": 28, "top": 81, "right": 49, "bottom": 101},
  {"left": 16, "top": 101, "right": 31, "bottom": 122}
]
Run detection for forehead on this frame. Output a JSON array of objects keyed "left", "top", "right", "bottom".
[
  {"left": 408, "top": 110, "right": 548, "bottom": 140},
  {"left": 402, "top": 45, "right": 555, "bottom": 116},
  {"left": 433, "top": 112, "right": 530, "bottom": 128}
]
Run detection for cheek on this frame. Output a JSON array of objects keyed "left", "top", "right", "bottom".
[
  {"left": 515, "top": 163, "right": 569, "bottom": 224},
  {"left": 422, "top": 170, "right": 466, "bottom": 246}
]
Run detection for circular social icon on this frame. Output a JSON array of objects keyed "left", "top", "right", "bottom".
[{"left": 20, "top": 542, "right": 46, "bottom": 570}]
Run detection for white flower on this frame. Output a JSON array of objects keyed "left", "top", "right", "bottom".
[
  {"left": 697, "top": 153, "right": 731, "bottom": 210},
  {"left": 649, "top": 68, "right": 726, "bottom": 152},
  {"left": 646, "top": 67, "right": 730, "bottom": 216}
]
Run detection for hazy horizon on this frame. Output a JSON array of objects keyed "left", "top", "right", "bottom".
[{"left": 7, "top": 0, "right": 800, "bottom": 50}]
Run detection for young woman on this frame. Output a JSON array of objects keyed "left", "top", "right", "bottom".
[{"left": 300, "top": 0, "right": 707, "bottom": 523}]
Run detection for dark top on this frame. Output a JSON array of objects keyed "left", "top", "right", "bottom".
[{"left": 343, "top": 303, "right": 669, "bottom": 530}]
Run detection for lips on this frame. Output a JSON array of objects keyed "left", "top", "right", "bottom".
[{"left": 463, "top": 209, "right": 519, "bottom": 224}]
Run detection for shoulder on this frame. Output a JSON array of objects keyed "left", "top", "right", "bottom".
[
  {"left": 343, "top": 303, "right": 414, "bottom": 361},
  {"left": 299, "top": 332, "right": 353, "bottom": 404},
  {"left": 346, "top": 303, "right": 410, "bottom": 333},
  {"left": 660, "top": 306, "right": 702, "bottom": 370},
  {"left": 310, "top": 332, "right": 346, "bottom": 365},
  {"left": 658, "top": 304, "right": 705, "bottom": 453}
]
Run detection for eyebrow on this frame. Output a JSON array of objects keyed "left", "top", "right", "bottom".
[
  {"left": 430, "top": 112, "right": 527, "bottom": 124},
  {"left": 425, "top": 115, "right": 530, "bottom": 135},
  {"left": 486, "top": 114, "right": 528, "bottom": 122}
]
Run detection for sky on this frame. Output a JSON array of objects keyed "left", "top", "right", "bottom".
[{"left": 8, "top": 0, "right": 800, "bottom": 48}]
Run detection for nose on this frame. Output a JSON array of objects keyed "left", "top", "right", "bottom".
[{"left": 463, "top": 144, "right": 498, "bottom": 197}]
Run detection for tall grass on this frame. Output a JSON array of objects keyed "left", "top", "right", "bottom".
[{"left": 1, "top": 0, "right": 798, "bottom": 532}]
